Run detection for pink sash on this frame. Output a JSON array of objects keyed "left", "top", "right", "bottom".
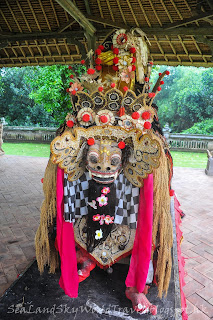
[
  {"left": 56, "top": 168, "right": 79, "bottom": 297},
  {"left": 125, "top": 174, "right": 153, "bottom": 292}
]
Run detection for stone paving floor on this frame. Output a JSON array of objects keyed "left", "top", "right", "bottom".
[
  {"left": 0, "top": 155, "right": 48, "bottom": 296},
  {"left": 0, "top": 155, "right": 213, "bottom": 319},
  {"left": 172, "top": 167, "right": 213, "bottom": 320}
]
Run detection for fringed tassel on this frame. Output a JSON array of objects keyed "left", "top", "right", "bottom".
[
  {"left": 152, "top": 135, "right": 173, "bottom": 298},
  {"left": 35, "top": 159, "right": 59, "bottom": 273}
]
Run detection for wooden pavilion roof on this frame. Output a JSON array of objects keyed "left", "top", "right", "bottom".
[{"left": 0, "top": 0, "right": 213, "bottom": 68}]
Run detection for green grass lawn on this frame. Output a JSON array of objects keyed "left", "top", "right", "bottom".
[
  {"left": 2, "top": 142, "right": 207, "bottom": 168},
  {"left": 171, "top": 151, "right": 207, "bottom": 168},
  {"left": 3, "top": 142, "right": 51, "bottom": 158}
]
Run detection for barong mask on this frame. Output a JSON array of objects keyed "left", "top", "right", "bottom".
[{"left": 86, "top": 139, "right": 122, "bottom": 184}]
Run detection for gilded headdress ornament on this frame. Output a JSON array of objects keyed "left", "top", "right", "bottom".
[{"left": 50, "top": 29, "right": 170, "bottom": 187}]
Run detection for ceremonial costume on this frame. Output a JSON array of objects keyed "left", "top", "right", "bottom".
[{"left": 35, "top": 29, "right": 176, "bottom": 315}]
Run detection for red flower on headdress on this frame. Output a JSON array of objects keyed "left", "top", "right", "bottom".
[
  {"left": 129, "top": 47, "right": 136, "bottom": 54},
  {"left": 87, "top": 68, "right": 95, "bottom": 75}
]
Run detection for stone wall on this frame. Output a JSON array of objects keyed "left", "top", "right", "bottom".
[
  {"left": 168, "top": 133, "right": 213, "bottom": 152},
  {"left": 2, "top": 126, "right": 213, "bottom": 152},
  {"left": 3, "top": 126, "right": 56, "bottom": 144},
  {"left": 163, "top": 125, "right": 213, "bottom": 152}
]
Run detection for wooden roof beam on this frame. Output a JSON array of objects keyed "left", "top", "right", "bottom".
[
  {"left": 0, "top": 42, "right": 8, "bottom": 50},
  {"left": 2, "top": 52, "right": 212, "bottom": 60},
  {"left": 85, "top": 15, "right": 213, "bottom": 36},
  {"left": 1, "top": 61, "right": 212, "bottom": 68},
  {"left": 50, "top": 0, "right": 60, "bottom": 27},
  {"left": 0, "top": 31, "right": 85, "bottom": 43},
  {"left": 83, "top": 0, "right": 96, "bottom": 53},
  {"left": 115, "top": 0, "right": 127, "bottom": 25},
  {"left": 1, "top": 27, "right": 213, "bottom": 44},
  {"left": 206, "top": 0, "right": 213, "bottom": 10},
  {"left": 6, "top": 0, "right": 22, "bottom": 33},
  {"left": 39, "top": 0, "right": 52, "bottom": 31},
  {"left": 16, "top": 1, "right": 32, "bottom": 32},
  {"left": 57, "top": 19, "right": 76, "bottom": 33},
  {"left": 27, "top": 0, "right": 42, "bottom": 32},
  {"left": 67, "top": 38, "right": 87, "bottom": 61},
  {"left": 195, "top": 4, "right": 213, "bottom": 26},
  {"left": 195, "top": 36, "right": 213, "bottom": 61},
  {"left": 96, "top": 0, "right": 106, "bottom": 28},
  {"left": 85, "top": 14, "right": 131, "bottom": 30},
  {"left": 83, "top": 0, "right": 91, "bottom": 15},
  {"left": 126, "top": 0, "right": 139, "bottom": 27},
  {"left": 164, "top": 10, "right": 213, "bottom": 29},
  {"left": 55, "top": 0, "right": 96, "bottom": 37}
]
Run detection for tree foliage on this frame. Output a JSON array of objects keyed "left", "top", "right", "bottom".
[
  {"left": 25, "top": 64, "right": 86, "bottom": 125},
  {"left": 0, "top": 67, "right": 57, "bottom": 126},
  {"left": 25, "top": 65, "right": 71, "bottom": 125},
  {"left": 182, "top": 119, "right": 213, "bottom": 135},
  {"left": 150, "top": 66, "right": 213, "bottom": 132},
  {"left": 0, "top": 64, "right": 212, "bottom": 133}
]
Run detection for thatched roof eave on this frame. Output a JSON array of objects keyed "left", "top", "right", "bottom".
[{"left": 0, "top": 0, "right": 213, "bottom": 68}]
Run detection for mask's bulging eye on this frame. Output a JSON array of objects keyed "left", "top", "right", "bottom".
[
  {"left": 88, "top": 151, "right": 99, "bottom": 164},
  {"left": 90, "top": 156, "right": 98, "bottom": 164},
  {"left": 111, "top": 155, "right": 121, "bottom": 166}
]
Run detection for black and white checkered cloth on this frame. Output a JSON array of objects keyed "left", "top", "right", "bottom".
[{"left": 64, "top": 172, "right": 139, "bottom": 229}]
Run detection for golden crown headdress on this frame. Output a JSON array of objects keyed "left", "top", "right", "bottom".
[{"left": 50, "top": 29, "right": 170, "bottom": 187}]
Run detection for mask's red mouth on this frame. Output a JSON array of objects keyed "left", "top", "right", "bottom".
[{"left": 86, "top": 166, "right": 120, "bottom": 184}]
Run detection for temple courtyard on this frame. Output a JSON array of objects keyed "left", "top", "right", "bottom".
[{"left": 0, "top": 155, "right": 213, "bottom": 319}]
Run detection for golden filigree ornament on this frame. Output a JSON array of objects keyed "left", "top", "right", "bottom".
[
  {"left": 50, "top": 126, "right": 161, "bottom": 187},
  {"left": 65, "top": 113, "right": 74, "bottom": 121},
  {"left": 74, "top": 217, "right": 136, "bottom": 267},
  {"left": 65, "top": 113, "right": 76, "bottom": 128},
  {"left": 95, "top": 110, "right": 115, "bottom": 126},
  {"left": 117, "top": 56, "right": 132, "bottom": 71},
  {"left": 138, "top": 106, "right": 155, "bottom": 121},
  {"left": 77, "top": 107, "right": 95, "bottom": 127},
  {"left": 118, "top": 115, "right": 134, "bottom": 130}
]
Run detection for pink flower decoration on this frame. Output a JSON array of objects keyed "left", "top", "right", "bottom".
[
  {"left": 93, "top": 214, "right": 101, "bottom": 221},
  {"left": 101, "top": 187, "right": 110, "bottom": 195},
  {"left": 69, "top": 82, "right": 83, "bottom": 92},
  {"left": 120, "top": 66, "right": 135, "bottom": 84},
  {"left": 104, "top": 215, "right": 114, "bottom": 225},
  {"left": 96, "top": 195, "right": 108, "bottom": 207},
  {"left": 99, "top": 214, "right": 106, "bottom": 225}
]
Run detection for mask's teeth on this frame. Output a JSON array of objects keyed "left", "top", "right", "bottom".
[
  {"left": 89, "top": 170, "right": 92, "bottom": 178},
  {"left": 92, "top": 173, "right": 115, "bottom": 178},
  {"left": 114, "top": 171, "right": 118, "bottom": 180}
]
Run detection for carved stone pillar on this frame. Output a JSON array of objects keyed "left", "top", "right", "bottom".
[
  {"left": 162, "top": 123, "right": 171, "bottom": 142},
  {"left": 0, "top": 123, "right": 5, "bottom": 156},
  {"left": 205, "top": 142, "right": 213, "bottom": 176}
]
